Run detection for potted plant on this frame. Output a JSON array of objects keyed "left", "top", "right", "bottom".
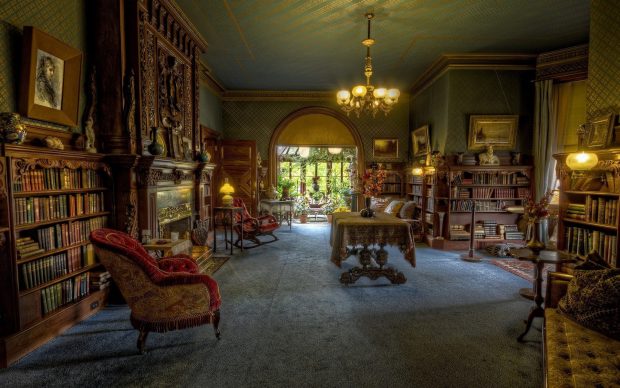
[
  {"left": 295, "top": 195, "right": 310, "bottom": 223},
  {"left": 277, "top": 176, "right": 296, "bottom": 200}
]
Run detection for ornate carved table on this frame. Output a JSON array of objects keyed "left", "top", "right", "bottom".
[{"left": 330, "top": 212, "right": 416, "bottom": 285}]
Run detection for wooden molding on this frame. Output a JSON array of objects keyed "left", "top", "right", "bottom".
[
  {"left": 409, "top": 53, "right": 537, "bottom": 97},
  {"left": 536, "top": 44, "right": 588, "bottom": 82}
]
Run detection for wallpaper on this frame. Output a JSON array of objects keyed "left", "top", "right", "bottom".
[
  {"left": 587, "top": 0, "right": 620, "bottom": 119},
  {"left": 0, "top": 0, "right": 87, "bottom": 128},
  {"left": 222, "top": 97, "right": 410, "bottom": 163},
  {"left": 411, "top": 74, "right": 449, "bottom": 156}
]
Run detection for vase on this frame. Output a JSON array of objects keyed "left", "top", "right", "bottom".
[
  {"left": 526, "top": 220, "right": 546, "bottom": 255},
  {"left": 148, "top": 127, "right": 164, "bottom": 156},
  {"left": 0, "top": 112, "right": 27, "bottom": 144},
  {"left": 360, "top": 197, "right": 374, "bottom": 218},
  {"left": 197, "top": 150, "right": 211, "bottom": 162}
]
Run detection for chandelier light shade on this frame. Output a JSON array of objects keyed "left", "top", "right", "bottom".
[
  {"left": 336, "top": 13, "right": 400, "bottom": 118},
  {"left": 328, "top": 147, "right": 343, "bottom": 154},
  {"left": 297, "top": 147, "right": 310, "bottom": 158}
]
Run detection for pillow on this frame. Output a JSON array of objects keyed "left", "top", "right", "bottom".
[
  {"left": 370, "top": 197, "right": 390, "bottom": 211},
  {"left": 558, "top": 268, "right": 620, "bottom": 340},
  {"left": 399, "top": 201, "right": 417, "bottom": 219},
  {"left": 384, "top": 200, "right": 404, "bottom": 216}
]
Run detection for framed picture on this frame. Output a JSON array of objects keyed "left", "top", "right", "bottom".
[
  {"left": 411, "top": 125, "right": 430, "bottom": 158},
  {"left": 586, "top": 113, "right": 614, "bottom": 149},
  {"left": 467, "top": 115, "right": 518, "bottom": 151},
  {"left": 19, "top": 26, "right": 83, "bottom": 127},
  {"left": 373, "top": 138, "right": 399, "bottom": 159}
]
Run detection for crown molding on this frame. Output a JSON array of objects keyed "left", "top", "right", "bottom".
[
  {"left": 535, "top": 44, "right": 588, "bottom": 82},
  {"left": 221, "top": 90, "right": 333, "bottom": 102},
  {"left": 167, "top": 0, "right": 209, "bottom": 52},
  {"left": 410, "top": 53, "right": 537, "bottom": 97}
]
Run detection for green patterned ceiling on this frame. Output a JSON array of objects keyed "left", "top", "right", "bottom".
[{"left": 176, "top": 0, "right": 589, "bottom": 92}]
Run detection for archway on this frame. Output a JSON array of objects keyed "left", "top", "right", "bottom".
[{"left": 268, "top": 106, "right": 365, "bottom": 190}]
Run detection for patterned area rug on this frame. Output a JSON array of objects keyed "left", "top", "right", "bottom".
[
  {"left": 490, "top": 258, "right": 554, "bottom": 283},
  {"left": 202, "top": 255, "right": 230, "bottom": 275}
]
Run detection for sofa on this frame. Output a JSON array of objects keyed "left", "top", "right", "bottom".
[
  {"left": 371, "top": 198, "right": 423, "bottom": 240},
  {"left": 544, "top": 271, "right": 620, "bottom": 387}
]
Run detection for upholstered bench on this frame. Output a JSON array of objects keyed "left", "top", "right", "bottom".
[{"left": 544, "top": 272, "right": 620, "bottom": 387}]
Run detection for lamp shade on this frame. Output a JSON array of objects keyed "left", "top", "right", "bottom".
[
  {"left": 219, "top": 178, "right": 235, "bottom": 207},
  {"left": 411, "top": 167, "right": 424, "bottom": 176},
  {"left": 566, "top": 151, "right": 598, "bottom": 171}
]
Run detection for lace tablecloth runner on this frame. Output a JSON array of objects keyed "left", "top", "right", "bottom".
[{"left": 330, "top": 212, "right": 416, "bottom": 268}]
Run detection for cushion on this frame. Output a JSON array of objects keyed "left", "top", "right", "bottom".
[
  {"left": 384, "top": 200, "right": 405, "bottom": 216},
  {"left": 558, "top": 268, "right": 620, "bottom": 340},
  {"left": 370, "top": 197, "right": 390, "bottom": 211},
  {"left": 399, "top": 201, "right": 417, "bottom": 219}
]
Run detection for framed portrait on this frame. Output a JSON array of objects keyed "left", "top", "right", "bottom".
[
  {"left": 586, "top": 113, "right": 614, "bottom": 149},
  {"left": 467, "top": 115, "right": 518, "bottom": 151},
  {"left": 411, "top": 125, "right": 430, "bottom": 158},
  {"left": 373, "top": 138, "right": 399, "bottom": 159},
  {"left": 19, "top": 26, "right": 83, "bottom": 127}
]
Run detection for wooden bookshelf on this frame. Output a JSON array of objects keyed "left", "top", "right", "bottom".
[
  {"left": 0, "top": 146, "right": 112, "bottom": 367},
  {"left": 434, "top": 164, "right": 532, "bottom": 250},
  {"left": 555, "top": 150, "right": 619, "bottom": 268}
]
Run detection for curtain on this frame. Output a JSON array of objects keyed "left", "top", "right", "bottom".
[{"left": 533, "top": 80, "right": 557, "bottom": 201}]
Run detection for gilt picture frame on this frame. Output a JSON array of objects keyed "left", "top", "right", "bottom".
[
  {"left": 373, "top": 138, "right": 399, "bottom": 159},
  {"left": 411, "top": 125, "right": 430, "bottom": 158},
  {"left": 19, "top": 26, "right": 82, "bottom": 127},
  {"left": 467, "top": 115, "right": 518, "bottom": 151},
  {"left": 586, "top": 113, "right": 614, "bottom": 149}
]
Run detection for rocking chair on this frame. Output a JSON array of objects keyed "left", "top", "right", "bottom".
[{"left": 232, "top": 197, "right": 280, "bottom": 248}]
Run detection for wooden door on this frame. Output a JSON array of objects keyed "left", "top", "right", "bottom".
[{"left": 218, "top": 140, "right": 257, "bottom": 214}]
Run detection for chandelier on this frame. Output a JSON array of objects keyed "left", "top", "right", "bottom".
[{"left": 336, "top": 13, "right": 400, "bottom": 117}]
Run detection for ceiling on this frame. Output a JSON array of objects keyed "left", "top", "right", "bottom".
[{"left": 174, "top": 0, "right": 590, "bottom": 93}]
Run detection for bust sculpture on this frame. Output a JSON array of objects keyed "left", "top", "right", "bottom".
[{"left": 479, "top": 145, "right": 500, "bottom": 165}]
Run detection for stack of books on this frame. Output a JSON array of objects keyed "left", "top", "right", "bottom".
[
  {"left": 16, "top": 237, "right": 44, "bottom": 259},
  {"left": 565, "top": 203, "right": 586, "bottom": 220},
  {"left": 89, "top": 271, "right": 111, "bottom": 292},
  {"left": 462, "top": 154, "right": 477, "bottom": 165},
  {"left": 483, "top": 220, "right": 501, "bottom": 239},
  {"left": 504, "top": 224, "right": 524, "bottom": 240},
  {"left": 449, "top": 224, "right": 470, "bottom": 241},
  {"left": 473, "top": 223, "right": 485, "bottom": 239}
]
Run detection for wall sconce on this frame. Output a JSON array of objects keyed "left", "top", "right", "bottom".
[
  {"left": 219, "top": 178, "right": 235, "bottom": 207},
  {"left": 411, "top": 167, "right": 424, "bottom": 176},
  {"left": 566, "top": 124, "right": 598, "bottom": 171}
]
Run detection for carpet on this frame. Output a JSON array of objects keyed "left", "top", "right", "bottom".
[
  {"left": 201, "top": 254, "right": 229, "bottom": 275},
  {"left": 490, "top": 258, "right": 554, "bottom": 283}
]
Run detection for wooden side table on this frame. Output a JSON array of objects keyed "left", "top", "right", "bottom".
[
  {"left": 511, "top": 248, "right": 574, "bottom": 342},
  {"left": 213, "top": 206, "right": 243, "bottom": 255}
]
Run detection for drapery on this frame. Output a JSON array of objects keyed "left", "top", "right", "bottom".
[{"left": 533, "top": 80, "right": 557, "bottom": 201}]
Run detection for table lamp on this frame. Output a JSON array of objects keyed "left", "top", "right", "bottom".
[{"left": 219, "top": 178, "right": 235, "bottom": 207}]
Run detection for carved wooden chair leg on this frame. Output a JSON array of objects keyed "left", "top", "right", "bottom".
[
  {"left": 137, "top": 328, "right": 150, "bottom": 354},
  {"left": 213, "top": 309, "right": 221, "bottom": 339}
]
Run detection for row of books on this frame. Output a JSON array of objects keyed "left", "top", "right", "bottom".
[
  {"left": 14, "top": 193, "right": 105, "bottom": 226},
  {"left": 90, "top": 271, "right": 111, "bottom": 292},
  {"left": 450, "top": 200, "right": 509, "bottom": 212},
  {"left": 34, "top": 217, "right": 107, "bottom": 250},
  {"left": 584, "top": 196, "right": 617, "bottom": 225},
  {"left": 452, "top": 172, "right": 530, "bottom": 185},
  {"left": 504, "top": 224, "right": 525, "bottom": 240},
  {"left": 41, "top": 273, "right": 90, "bottom": 316},
  {"left": 448, "top": 223, "right": 524, "bottom": 241},
  {"left": 382, "top": 183, "right": 401, "bottom": 193},
  {"left": 564, "top": 226, "right": 618, "bottom": 266},
  {"left": 409, "top": 176, "right": 423, "bottom": 184},
  {"left": 13, "top": 168, "right": 103, "bottom": 193},
  {"left": 410, "top": 186, "right": 423, "bottom": 196}
]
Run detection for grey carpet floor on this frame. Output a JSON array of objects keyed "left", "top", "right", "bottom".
[{"left": 0, "top": 223, "right": 542, "bottom": 387}]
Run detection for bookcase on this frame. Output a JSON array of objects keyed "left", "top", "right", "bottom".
[
  {"left": 434, "top": 165, "right": 532, "bottom": 250},
  {"left": 555, "top": 151, "right": 619, "bottom": 268},
  {"left": 381, "top": 165, "right": 404, "bottom": 197},
  {"left": 0, "top": 145, "right": 112, "bottom": 367}
]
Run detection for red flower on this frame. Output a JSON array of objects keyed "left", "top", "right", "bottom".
[
  {"left": 524, "top": 190, "right": 553, "bottom": 221},
  {"left": 362, "top": 169, "right": 386, "bottom": 197}
]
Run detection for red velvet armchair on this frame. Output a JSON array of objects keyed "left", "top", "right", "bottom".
[
  {"left": 232, "top": 197, "right": 280, "bottom": 248},
  {"left": 90, "top": 228, "right": 221, "bottom": 354}
]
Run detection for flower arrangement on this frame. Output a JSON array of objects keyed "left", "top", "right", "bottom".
[
  {"left": 362, "top": 168, "right": 386, "bottom": 198},
  {"left": 523, "top": 190, "right": 554, "bottom": 221}
]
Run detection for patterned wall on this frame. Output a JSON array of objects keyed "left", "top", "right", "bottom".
[
  {"left": 222, "top": 98, "right": 410, "bottom": 163},
  {"left": 411, "top": 69, "right": 534, "bottom": 156},
  {"left": 0, "top": 0, "right": 87, "bottom": 128},
  {"left": 199, "top": 84, "right": 223, "bottom": 132},
  {"left": 411, "top": 74, "right": 449, "bottom": 156},
  {"left": 587, "top": 0, "right": 620, "bottom": 119}
]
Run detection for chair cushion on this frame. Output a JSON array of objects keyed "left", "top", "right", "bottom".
[
  {"left": 385, "top": 200, "right": 405, "bottom": 216},
  {"left": 558, "top": 268, "right": 620, "bottom": 340},
  {"left": 399, "top": 201, "right": 417, "bottom": 219}
]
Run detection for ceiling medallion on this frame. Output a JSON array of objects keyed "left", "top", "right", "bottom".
[{"left": 337, "top": 13, "right": 400, "bottom": 118}]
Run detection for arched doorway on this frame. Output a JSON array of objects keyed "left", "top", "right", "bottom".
[{"left": 268, "top": 107, "right": 365, "bottom": 189}]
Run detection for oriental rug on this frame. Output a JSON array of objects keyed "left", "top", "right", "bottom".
[{"left": 490, "top": 258, "right": 555, "bottom": 284}]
